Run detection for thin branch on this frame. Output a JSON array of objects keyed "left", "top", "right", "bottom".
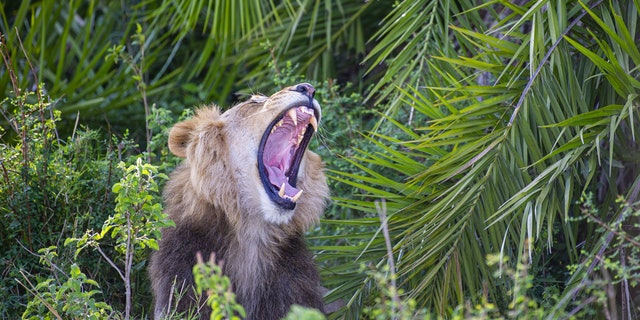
[
  {"left": 582, "top": 209, "right": 640, "bottom": 248},
  {"left": 124, "top": 208, "right": 133, "bottom": 320},
  {"left": 15, "top": 27, "right": 40, "bottom": 101},
  {"left": 95, "top": 245, "right": 125, "bottom": 282},
  {"left": 0, "top": 33, "right": 20, "bottom": 133},
  {"left": 375, "top": 199, "right": 403, "bottom": 318},
  {"left": 444, "top": 1, "right": 606, "bottom": 182},
  {"left": 16, "top": 271, "right": 63, "bottom": 320},
  {"left": 565, "top": 296, "right": 597, "bottom": 318},
  {"left": 620, "top": 248, "right": 632, "bottom": 320},
  {"left": 508, "top": 0, "right": 605, "bottom": 126},
  {"left": 15, "top": 240, "right": 66, "bottom": 279}
]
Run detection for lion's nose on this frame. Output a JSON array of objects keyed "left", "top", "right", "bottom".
[{"left": 294, "top": 83, "right": 315, "bottom": 99}]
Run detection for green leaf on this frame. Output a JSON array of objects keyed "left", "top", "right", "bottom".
[{"left": 147, "top": 239, "right": 159, "bottom": 251}]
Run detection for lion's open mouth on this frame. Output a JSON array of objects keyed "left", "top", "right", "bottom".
[{"left": 258, "top": 106, "right": 319, "bottom": 210}]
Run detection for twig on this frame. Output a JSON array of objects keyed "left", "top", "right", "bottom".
[
  {"left": 565, "top": 296, "right": 597, "bottom": 318},
  {"left": 0, "top": 31, "right": 19, "bottom": 94},
  {"left": 16, "top": 270, "right": 63, "bottom": 320},
  {"left": 124, "top": 206, "right": 133, "bottom": 320},
  {"left": 582, "top": 208, "right": 640, "bottom": 248},
  {"left": 15, "top": 27, "right": 40, "bottom": 100},
  {"left": 95, "top": 245, "right": 125, "bottom": 282},
  {"left": 15, "top": 240, "right": 66, "bottom": 279},
  {"left": 269, "top": 46, "right": 280, "bottom": 75},
  {"left": 0, "top": 32, "right": 20, "bottom": 133},
  {"left": 620, "top": 248, "right": 632, "bottom": 320},
  {"left": 375, "top": 199, "right": 403, "bottom": 318}
]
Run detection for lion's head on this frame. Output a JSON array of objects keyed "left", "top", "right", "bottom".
[{"left": 166, "top": 83, "right": 328, "bottom": 228}]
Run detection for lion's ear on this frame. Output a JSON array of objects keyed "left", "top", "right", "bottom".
[
  {"left": 168, "top": 119, "right": 195, "bottom": 158},
  {"left": 169, "top": 107, "right": 223, "bottom": 158}
]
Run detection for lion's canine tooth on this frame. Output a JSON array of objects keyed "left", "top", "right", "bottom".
[
  {"left": 291, "top": 190, "right": 303, "bottom": 202},
  {"left": 309, "top": 116, "right": 318, "bottom": 132},
  {"left": 279, "top": 183, "right": 286, "bottom": 198},
  {"left": 288, "top": 109, "right": 297, "bottom": 126}
]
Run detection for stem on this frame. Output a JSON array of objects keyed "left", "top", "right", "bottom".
[
  {"left": 124, "top": 28, "right": 151, "bottom": 162},
  {"left": 16, "top": 271, "right": 63, "bottom": 320},
  {"left": 508, "top": 0, "right": 605, "bottom": 126},
  {"left": 124, "top": 207, "right": 132, "bottom": 320},
  {"left": 136, "top": 33, "right": 151, "bottom": 163},
  {"left": 96, "top": 246, "right": 125, "bottom": 282},
  {"left": 582, "top": 209, "right": 640, "bottom": 248},
  {"left": 375, "top": 199, "right": 403, "bottom": 318}
]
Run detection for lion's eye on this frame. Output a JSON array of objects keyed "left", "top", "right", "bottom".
[{"left": 250, "top": 95, "right": 268, "bottom": 104}]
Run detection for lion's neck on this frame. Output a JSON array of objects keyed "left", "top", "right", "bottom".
[{"left": 227, "top": 217, "right": 300, "bottom": 294}]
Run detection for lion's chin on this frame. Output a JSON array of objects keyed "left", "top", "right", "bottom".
[{"left": 259, "top": 194, "right": 296, "bottom": 224}]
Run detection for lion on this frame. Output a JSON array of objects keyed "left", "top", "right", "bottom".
[{"left": 148, "top": 83, "right": 329, "bottom": 320}]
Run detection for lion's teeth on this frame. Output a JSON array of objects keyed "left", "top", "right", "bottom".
[
  {"left": 271, "top": 119, "right": 284, "bottom": 133},
  {"left": 291, "top": 189, "right": 303, "bottom": 202},
  {"left": 309, "top": 116, "right": 318, "bottom": 132},
  {"left": 288, "top": 109, "right": 297, "bottom": 126},
  {"left": 278, "top": 183, "right": 286, "bottom": 198}
]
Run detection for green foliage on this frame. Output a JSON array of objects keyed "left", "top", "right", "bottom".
[
  {"left": 107, "top": 158, "right": 172, "bottom": 253},
  {"left": 105, "top": 23, "right": 157, "bottom": 158},
  {"left": 555, "top": 194, "right": 640, "bottom": 318},
  {"left": 142, "top": 0, "right": 377, "bottom": 87},
  {"left": 1, "top": 1, "right": 142, "bottom": 121},
  {"left": 319, "top": 0, "right": 640, "bottom": 318},
  {"left": 363, "top": 0, "right": 480, "bottom": 114},
  {"left": 65, "top": 157, "right": 171, "bottom": 258},
  {"left": 65, "top": 157, "right": 172, "bottom": 319},
  {"left": 284, "top": 305, "right": 326, "bottom": 320},
  {"left": 18, "top": 157, "right": 171, "bottom": 320},
  {"left": 193, "top": 253, "right": 246, "bottom": 320},
  {"left": 21, "top": 249, "right": 113, "bottom": 320},
  {"left": 0, "top": 84, "right": 126, "bottom": 316},
  {"left": 2, "top": 1, "right": 640, "bottom": 319},
  {"left": 148, "top": 105, "right": 192, "bottom": 168},
  {"left": 450, "top": 253, "right": 566, "bottom": 320},
  {"left": 0, "top": 0, "right": 378, "bottom": 137},
  {"left": 0, "top": 76, "right": 167, "bottom": 317},
  {"left": 361, "top": 264, "right": 426, "bottom": 320}
]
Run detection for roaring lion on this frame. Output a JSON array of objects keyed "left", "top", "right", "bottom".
[{"left": 149, "top": 83, "right": 329, "bottom": 320}]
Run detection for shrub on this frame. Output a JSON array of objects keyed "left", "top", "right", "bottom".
[
  {"left": 0, "top": 85, "right": 129, "bottom": 316},
  {"left": 64, "top": 157, "right": 173, "bottom": 319},
  {"left": 20, "top": 252, "right": 114, "bottom": 320}
]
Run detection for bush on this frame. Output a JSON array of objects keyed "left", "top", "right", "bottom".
[
  {"left": 0, "top": 84, "right": 130, "bottom": 316},
  {"left": 21, "top": 258, "right": 114, "bottom": 320}
]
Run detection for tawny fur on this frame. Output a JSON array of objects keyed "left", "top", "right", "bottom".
[{"left": 149, "top": 86, "right": 329, "bottom": 320}]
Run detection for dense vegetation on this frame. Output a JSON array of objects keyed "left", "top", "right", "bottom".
[{"left": 1, "top": 0, "right": 639, "bottom": 319}]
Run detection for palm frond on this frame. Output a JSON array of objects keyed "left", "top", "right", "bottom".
[{"left": 321, "top": 1, "right": 640, "bottom": 317}]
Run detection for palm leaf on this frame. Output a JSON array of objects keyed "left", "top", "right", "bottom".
[{"left": 321, "top": 1, "right": 640, "bottom": 318}]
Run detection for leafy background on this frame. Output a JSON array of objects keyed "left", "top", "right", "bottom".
[{"left": 1, "top": 0, "right": 640, "bottom": 319}]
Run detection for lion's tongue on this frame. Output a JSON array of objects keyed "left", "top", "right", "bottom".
[
  {"left": 265, "top": 166, "right": 300, "bottom": 197},
  {"left": 263, "top": 125, "right": 301, "bottom": 198}
]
